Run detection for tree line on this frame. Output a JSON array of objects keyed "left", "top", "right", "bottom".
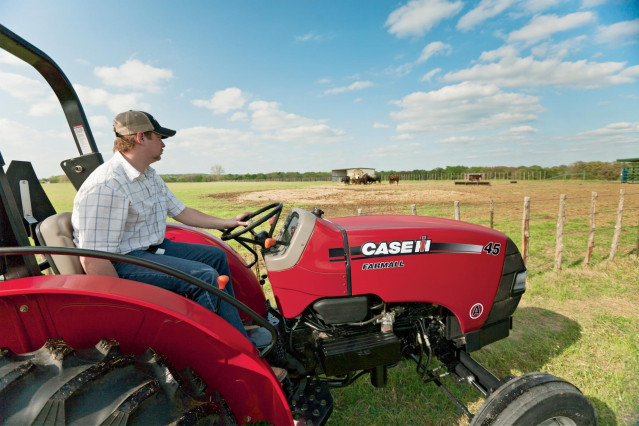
[{"left": 41, "top": 160, "right": 624, "bottom": 183}]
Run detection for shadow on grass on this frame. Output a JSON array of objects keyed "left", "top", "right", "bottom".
[
  {"left": 589, "top": 397, "right": 618, "bottom": 426},
  {"left": 328, "top": 307, "right": 614, "bottom": 425},
  {"left": 474, "top": 306, "right": 582, "bottom": 374}
]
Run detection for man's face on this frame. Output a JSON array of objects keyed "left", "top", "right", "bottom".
[{"left": 142, "top": 132, "right": 165, "bottom": 162}]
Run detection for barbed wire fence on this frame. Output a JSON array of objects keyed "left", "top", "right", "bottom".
[{"left": 355, "top": 188, "right": 638, "bottom": 274}]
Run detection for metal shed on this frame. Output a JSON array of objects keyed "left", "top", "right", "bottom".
[{"left": 331, "top": 168, "right": 377, "bottom": 182}]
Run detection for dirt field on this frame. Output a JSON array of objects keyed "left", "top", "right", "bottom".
[{"left": 236, "top": 180, "right": 637, "bottom": 218}]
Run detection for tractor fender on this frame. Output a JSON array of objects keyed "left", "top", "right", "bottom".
[{"left": 0, "top": 274, "right": 292, "bottom": 425}]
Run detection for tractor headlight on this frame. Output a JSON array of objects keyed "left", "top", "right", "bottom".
[{"left": 511, "top": 271, "right": 527, "bottom": 294}]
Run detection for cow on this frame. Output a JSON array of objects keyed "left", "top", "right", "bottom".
[
  {"left": 341, "top": 176, "right": 350, "bottom": 184},
  {"left": 368, "top": 174, "right": 381, "bottom": 184},
  {"left": 388, "top": 174, "right": 400, "bottom": 185}
]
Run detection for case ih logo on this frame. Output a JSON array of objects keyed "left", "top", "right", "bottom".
[
  {"left": 328, "top": 236, "right": 484, "bottom": 263},
  {"left": 361, "top": 235, "right": 432, "bottom": 257}
]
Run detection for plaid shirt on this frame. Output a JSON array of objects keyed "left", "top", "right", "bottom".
[{"left": 72, "top": 151, "right": 185, "bottom": 254}]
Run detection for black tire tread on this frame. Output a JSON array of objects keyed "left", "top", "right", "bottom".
[
  {"left": 0, "top": 338, "right": 236, "bottom": 425},
  {"left": 471, "top": 372, "right": 597, "bottom": 426}
]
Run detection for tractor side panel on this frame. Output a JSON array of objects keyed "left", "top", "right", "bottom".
[
  {"left": 345, "top": 223, "right": 506, "bottom": 333},
  {"left": 0, "top": 275, "right": 291, "bottom": 425},
  {"left": 165, "top": 223, "right": 267, "bottom": 319},
  {"left": 268, "top": 219, "right": 348, "bottom": 318}
]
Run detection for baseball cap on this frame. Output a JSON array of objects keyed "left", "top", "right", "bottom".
[{"left": 113, "top": 110, "right": 176, "bottom": 138}]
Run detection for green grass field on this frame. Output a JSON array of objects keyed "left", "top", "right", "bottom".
[{"left": 43, "top": 180, "right": 639, "bottom": 425}]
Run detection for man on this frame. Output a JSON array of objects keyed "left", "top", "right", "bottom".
[{"left": 71, "top": 110, "right": 265, "bottom": 347}]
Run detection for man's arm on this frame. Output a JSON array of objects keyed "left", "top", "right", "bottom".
[
  {"left": 174, "top": 207, "right": 250, "bottom": 230},
  {"left": 80, "top": 257, "right": 119, "bottom": 277}
]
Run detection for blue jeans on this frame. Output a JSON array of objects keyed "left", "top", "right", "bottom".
[{"left": 114, "top": 239, "right": 249, "bottom": 339}]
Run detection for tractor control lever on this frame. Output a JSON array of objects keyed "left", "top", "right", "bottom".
[{"left": 214, "top": 275, "right": 230, "bottom": 313}]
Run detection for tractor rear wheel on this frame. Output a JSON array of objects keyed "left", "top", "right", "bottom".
[
  {"left": 470, "top": 372, "right": 597, "bottom": 426},
  {"left": 0, "top": 338, "right": 236, "bottom": 425}
]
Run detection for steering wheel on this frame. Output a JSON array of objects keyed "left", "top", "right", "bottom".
[{"left": 221, "top": 202, "right": 283, "bottom": 242}]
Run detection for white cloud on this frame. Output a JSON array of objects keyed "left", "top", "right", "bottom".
[
  {"left": 385, "top": 63, "right": 415, "bottom": 77},
  {"left": 0, "top": 51, "right": 29, "bottom": 66},
  {"left": 373, "top": 122, "right": 390, "bottom": 129},
  {"left": 531, "top": 36, "right": 588, "bottom": 59},
  {"left": 89, "top": 115, "right": 110, "bottom": 128},
  {"left": 174, "top": 126, "right": 256, "bottom": 152},
  {"left": 507, "top": 125, "right": 539, "bottom": 134},
  {"left": 507, "top": 12, "right": 596, "bottom": 45},
  {"left": 28, "top": 93, "right": 59, "bottom": 116},
  {"left": 0, "top": 70, "right": 48, "bottom": 99},
  {"left": 391, "top": 133, "right": 417, "bottom": 141},
  {"left": 420, "top": 68, "right": 442, "bottom": 81},
  {"left": 295, "top": 32, "right": 326, "bottom": 42},
  {"left": 0, "top": 118, "right": 68, "bottom": 177},
  {"left": 521, "top": 0, "right": 561, "bottom": 13},
  {"left": 386, "top": 0, "right": 463, "bottom": 38},
  {"left": 479, "top": 45, "right": 519, "bottom": 61},
  {"left": 575, "top": 122, "right": 639, "bottom": 138},
  {"left": 248, "top": 100, "right": 346, "bottom": 143},
  {"left": 437, "top": 135, "right": 476, "bottom": 144},
  {"left": 323, "top": 81, "right": 374, "bottom": 95},
  {"left": 192, "top": 87, "right": 247, "bottom": 114},
  {"left": 457, "top": 0, "right": 516, "bottom": 31},
  {"left": 369, "top": 142, "right": 421, "bottom": 156},
  {"left": 416, "top": 41, "right": 452, "bottom": 64},
  {"left": 229, "top": 111, "right": 248, "bottom": 121},
  {"left": 391, "top": 82, "right": 544, "bottom": 134},
  {"left": 443, "top": 54, "right": 634, "bottom": 88},
  {"left": 581, "top": 0, "right": 606, "bottom": 8},
  {"left": 595, "top": 19, "right": 639, "bottom": 45},
  {"left": 75, "top": 85, "right": 149, "bottom": 113},
  {"left": 94, "top": 60, "right": 174, "bottom": 93}
]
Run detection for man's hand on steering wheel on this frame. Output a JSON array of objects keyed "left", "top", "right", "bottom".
[
  {"left": 231, "top": 212, "right": 252, "bottom": 228},
  {"left": 220, "top": 202, "right": 283, "bottom": 245}
]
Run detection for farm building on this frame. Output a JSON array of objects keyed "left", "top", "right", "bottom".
[
  {"left": 331, "top": 168, "right": 377, "bottom": 182},
  {"left": 618, "top": 158, "right": 639, "bottom": 183}
]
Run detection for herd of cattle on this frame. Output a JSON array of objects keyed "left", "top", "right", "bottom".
[{"left": 341, "top": 174, "right": 399, "bottom": 184}]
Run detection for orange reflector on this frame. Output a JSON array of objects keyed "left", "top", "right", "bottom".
[
  {"left": 217, "top": 275, "right": 229, "bottom": 290},
  {"left": 264, "top": 238, "right": 277, "bottom": 249}
]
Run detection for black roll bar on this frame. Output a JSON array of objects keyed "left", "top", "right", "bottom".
[{"left": 0, "top": 23, "right": 100, "bottom": 157}]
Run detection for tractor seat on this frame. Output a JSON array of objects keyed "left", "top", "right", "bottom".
[{"left": 35, "top": 212, "right": 84, "bottom": 275}]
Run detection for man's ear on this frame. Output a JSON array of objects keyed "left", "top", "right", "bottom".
[{"left": 135, "top": 131, "right": 145, "bottom": 144}]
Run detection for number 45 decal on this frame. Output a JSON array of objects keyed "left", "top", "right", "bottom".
[{"left": 483, "top": 242, "right": 501, "bottom": 255}]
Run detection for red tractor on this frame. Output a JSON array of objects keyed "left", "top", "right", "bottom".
[{"left": 0, "top": 24, "right": 596, "bottom": 425}]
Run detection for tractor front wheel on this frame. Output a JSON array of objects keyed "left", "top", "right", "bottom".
[
  {"left": 470, "top": 372, "right": 597, "bottom": 426},
  {"left": 0, "top": 338, "right": 236, "bottom": 425}
]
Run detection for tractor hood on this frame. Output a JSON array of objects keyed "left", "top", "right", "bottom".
[{"left": 264, "top": 208, "right": 525, "bottom": 335}]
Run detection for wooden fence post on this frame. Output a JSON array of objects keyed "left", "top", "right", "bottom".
[
  {"left": 522, "top": 197, "right": 531, "bottom": 266},
  {"left": 411, "top": 204, "right": 417, "bottom": 215},
  {"left": 609, "top": 189, "right": 625, "bottom": 260},
  {"left": 584, "top": 192, "right": 597, "bottom": 267},
  {"left": 454, "top": 201, "right": 460, "bottom": 220},
  {"left": 489, "top": 199, "right": 494, "bottom": 229},
  {"left": 358, "top": 208, "right": 363, "bottom": 216},
  {"left": 555, "top": 194, "right": 566, "bottom": 272}
]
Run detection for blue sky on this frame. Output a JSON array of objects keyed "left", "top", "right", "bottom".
[{"left": 1, "top": 0, "right": 638, "bottom": 178}]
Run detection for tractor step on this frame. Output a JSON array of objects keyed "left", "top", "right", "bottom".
[{"left": 289, "top": 378, "right": 333, "bottom": 425}]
